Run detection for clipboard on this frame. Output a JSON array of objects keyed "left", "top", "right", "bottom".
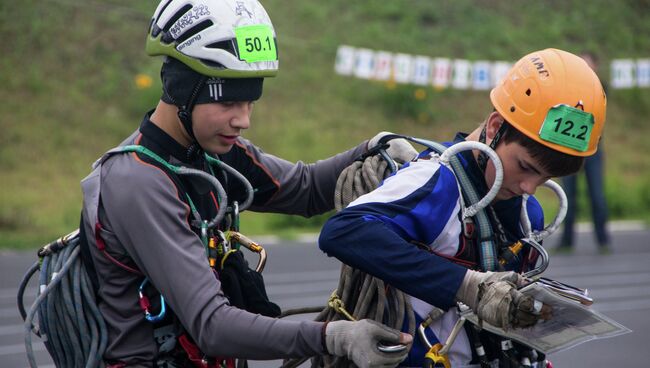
[{"left": 461, "top": 278, "right": 631, "bottom": 354}]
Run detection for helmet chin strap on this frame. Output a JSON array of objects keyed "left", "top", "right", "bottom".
[
  {"left": 477, "top": 121, "right": 508, "bottom": 173},
  {"left": 176, "top": 75, "right": 208, "bottom": 143}
]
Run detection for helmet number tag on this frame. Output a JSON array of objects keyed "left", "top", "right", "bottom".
[
  {"left": 538, "top": 104, "right": 594, "bottom": 152},
  {"left": 235, "top": 25, "right": 277, "bottom": 63}
]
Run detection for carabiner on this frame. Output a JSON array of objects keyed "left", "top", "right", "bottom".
[
  {"left": 228, "top": 231, "right": 266, "bottom": 273},
  {"left": 418, "top": 313, "right": 466, "bottom": 368},
  {"left": 138, "top": 278, "right": 166, "bottom": 323}
]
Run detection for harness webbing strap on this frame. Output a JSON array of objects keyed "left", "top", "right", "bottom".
[{"left": 409, "top": 138, "right": 499, "bottom": 272}]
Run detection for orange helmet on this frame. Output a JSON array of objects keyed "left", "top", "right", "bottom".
[{"left": 490, "top": 48, "right": 607, "bottom": 156}]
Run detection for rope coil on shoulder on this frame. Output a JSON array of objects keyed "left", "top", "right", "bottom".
[
  {"left": 19, "top": 230, "right": 108, "bottom": 368},
  {"left": 282, "top": 141, "right": 415, "bottom": 368}
]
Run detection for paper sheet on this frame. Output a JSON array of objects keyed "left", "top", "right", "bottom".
[{"left": 462, "top": 282, "right": 632, "bottom": 354}]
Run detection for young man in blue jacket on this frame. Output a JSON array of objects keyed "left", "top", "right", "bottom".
[{"left": 320, "top": 48, "right": 607, "bottom": 367}]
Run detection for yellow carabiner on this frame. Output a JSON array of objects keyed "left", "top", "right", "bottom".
[{"left": 423, "top": 343, "right": 450, "bottom": 368}]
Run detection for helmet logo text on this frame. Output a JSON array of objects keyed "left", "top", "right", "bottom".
[
  {"left": 530, "top": 56, "right": 550, "bottom": 78},
  {"left": 170, "top": 4, "right": 211, "bottom": 39},
  {"left": 236, "top": 1, "right": 253, "bottom": 18},
  {"left": 177, "top": 34, "right": 201, "bottom": 52}
]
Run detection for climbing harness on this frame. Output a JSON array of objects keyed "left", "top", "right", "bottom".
[{"left": 18, "top": 144, "right": 272, "bottom": 368}]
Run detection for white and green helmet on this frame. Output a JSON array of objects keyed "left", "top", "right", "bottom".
[{"left": 146, "top": 0, "right": 279, "bottom": 78}]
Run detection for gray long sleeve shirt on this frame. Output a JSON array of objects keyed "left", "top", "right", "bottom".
[{"left": 80, "top": 114, "right": 367, "bottom": 365}]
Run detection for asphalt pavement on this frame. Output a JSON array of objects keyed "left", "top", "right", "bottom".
[{"left": 1, "top": 222, "right": 648, "bottom": 367}]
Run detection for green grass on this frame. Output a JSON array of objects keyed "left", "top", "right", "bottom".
[{"left": 2, "top": 0, "right": 650, "bottom": 248}]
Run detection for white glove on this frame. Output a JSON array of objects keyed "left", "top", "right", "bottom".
[
  {"left": 367, "top": 131, "right": 418, "bottom": 164},
  {"left": 325, "top": 319, "right": 412, "bottom": 368},
  {"left": 455, "top": 270, "right": 551, "bottom": 329}
]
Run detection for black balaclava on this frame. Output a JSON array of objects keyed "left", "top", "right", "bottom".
[{"left": 160, "top": 57, "right": 264, "bottom": 141}]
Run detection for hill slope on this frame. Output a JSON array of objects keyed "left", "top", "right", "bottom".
[{"left": 2, "top": 0, "right": 650, "bottom": 247}]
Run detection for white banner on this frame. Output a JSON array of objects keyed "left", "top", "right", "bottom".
[
  {"left": 452, "top": 59, "right": 472, "bottom": 90},
  {"left": 336, "top": 46, "right": 650, "bottom": 90},
  {"left": 611, "top": 59, "right": 636, "bottom": 89},
  {"left": 353, "top": 48, "right": 375, "bottom": 80},
  {"left": 412, "top": 56, "right": 432, "bottom": 86},
  {"left": 373, "top": 51, "right": 393, "bottom": 81},
  {"left": 393, "top": 53, "right": 414, "bottom": 84},
  {"left": 432, "top": 57, "right": 452, "bottom": 89},
  {"left": 472, "top": 61, "right": 492, "bottom": 90},
  {"left": 637, "top": 59, "right": 650, "bottom": 87},
  {"left": 491, "top": 61, "right": 512, "bottom": 87},
  {"left": 334, "top": 45, "right": 355, "bottom": 76}
]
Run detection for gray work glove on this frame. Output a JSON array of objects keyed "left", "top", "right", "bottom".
[
  {"left": 367, "top": 131, "right": 418, "bottom": 164},
  {"left": 455, "top": 270, "right": 552, "bottom": 329},
  {"left": 325, "top": 319, "right": 412, "bottom": 368}
]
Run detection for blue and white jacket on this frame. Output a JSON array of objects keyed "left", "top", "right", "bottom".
[{"left": 319, "top": 133, "right": 544, "bottom": 367}]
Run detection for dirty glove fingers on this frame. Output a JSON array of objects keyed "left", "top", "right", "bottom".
[
  {"left": 325, "top": 319, "right": 410, "bottom": 368},
  {"left": 510, "top": 290, "right": 553, "bottom": 328},
  {"left": 477, "top": 281, "right": 552, "bottom": 329},
  {"left": 365, "top": 319, "right": 402, "bottom": 342},
  {"left": 455, "top": 270, "right": 522, "bottom": 310},
  {"left": 476, "top": 280, "right": 515, "bottom": 328}
]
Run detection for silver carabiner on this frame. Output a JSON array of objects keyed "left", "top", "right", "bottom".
[{"left": 520, "top": 179, "right": 568, "bottom": 277}]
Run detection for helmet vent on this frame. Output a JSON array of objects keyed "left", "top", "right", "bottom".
[
  {"left": 207, "top": 40, "right": 238, "bottom": 57},
  {"left": 176, "top": 20, "right": 214, "bottom": 44},
  {"left": 526, "top": 88, "right": 532, "bottom": 96}
]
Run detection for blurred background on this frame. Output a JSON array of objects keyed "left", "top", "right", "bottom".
[{"left": 2, "top": 0, "right": 650, "bottom": 248}]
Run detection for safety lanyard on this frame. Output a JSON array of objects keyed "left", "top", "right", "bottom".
[
  {"left": 409, "top": 138, "right": 501, "bottom": 271},
  {"left": 106, "top": 145, "right": 227, "bottom": 324}
]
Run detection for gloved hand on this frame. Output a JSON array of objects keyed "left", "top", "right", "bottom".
[
  {"left": 367, "top": 131, "right": 418, "bottom": 164},
  {"left": 455, "top": 270, "right": 552, "bottom": 329},
  {"left": 325, "top": 319, "right": 412, "bottom": 368}
]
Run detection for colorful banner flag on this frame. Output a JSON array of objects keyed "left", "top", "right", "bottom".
[
  {"left": 472, "top": 61, "right": 492, "bottom": 90},
  {"left": 373, "top": 51, "right": 393, "bottom": 81},
  {"left": 412, "top": 56, "right": 432, "bottom": 86},
  {"left": 431, "top": 58, "right": 452, "bottom": 89},
  {"left": 336, "top": 46, "right": 649, "bottom": 90}
]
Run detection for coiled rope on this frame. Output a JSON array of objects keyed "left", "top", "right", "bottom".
[
  {"left": 18, "top": 230, "right": 108, "bottom": 368},
  {"left": 282, "top": 153, "right": 416, "bottom": 368}
]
